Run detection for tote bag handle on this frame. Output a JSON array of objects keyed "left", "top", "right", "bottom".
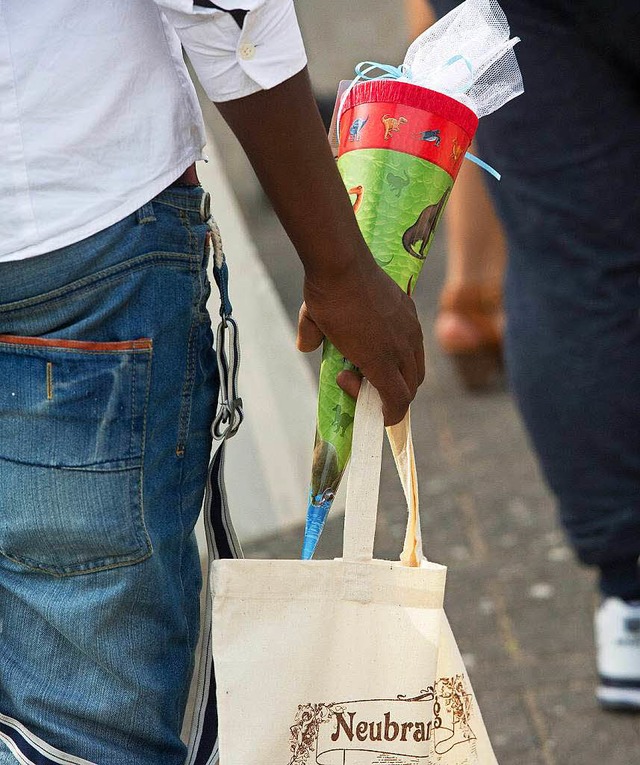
[{"left": 342, "top": 379, "right": 423, "bottom": 565}]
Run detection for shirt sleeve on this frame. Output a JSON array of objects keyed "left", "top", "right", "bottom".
[{"left": 155, "top": 0, "right": 308, "bottom": 102}]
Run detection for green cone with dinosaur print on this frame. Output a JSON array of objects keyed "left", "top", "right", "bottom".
[
  {"left": 302, "top": 79, "right": 477, "bottom": 559},
  {"left": 302, "top": 149, "right": 453, "bottom": 559}
]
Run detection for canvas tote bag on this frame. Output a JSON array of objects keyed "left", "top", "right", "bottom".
[{"left": 210, "top": 380, "right": 498, "bottom": 764}]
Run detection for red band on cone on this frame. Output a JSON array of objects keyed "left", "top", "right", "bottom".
[{"left": 338, "top": 81, "right": 478, "bottom": 178}]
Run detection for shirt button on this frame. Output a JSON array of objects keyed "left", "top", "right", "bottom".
[{"left": 239, "top": 42, "right": 256, "bottom": 60}]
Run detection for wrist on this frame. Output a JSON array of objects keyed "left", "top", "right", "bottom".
[{"left": 302, "top": 238, "right": 376, "bottom": 289}]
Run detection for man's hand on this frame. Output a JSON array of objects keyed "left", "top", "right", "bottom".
[
  {"left": 215, "top": 68, "right": 426, "bottom": 424},
  {"left": 297, "top": 257, "right": 424, "bottom": 426}
]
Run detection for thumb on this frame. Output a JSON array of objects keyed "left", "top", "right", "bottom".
[{"left": 296, "top": 302, "right": 325, "bottom": 352}]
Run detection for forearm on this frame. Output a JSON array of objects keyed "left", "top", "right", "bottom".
[
  {"left": 215, "top": 66, "right": 425, "bottom": 424},
  {"left": 215, "top": 68, "right": 371, "bottom": 281}
]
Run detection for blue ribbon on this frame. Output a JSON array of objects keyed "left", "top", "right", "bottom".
[
  {"left": 352, "top": 60, "right": 413, "bottom": 83},
  {"left": 464, "top": 152, "right": 501, "bottom": 180}
]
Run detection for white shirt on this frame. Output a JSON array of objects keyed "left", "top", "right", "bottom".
[{"left": 0, "top": 0, "right": 306, "bottom": 262}]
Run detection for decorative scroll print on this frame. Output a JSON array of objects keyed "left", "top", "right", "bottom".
[
  {"left": 397, "top": 688, "right": 435, "bottom": 702},
  {"left": 289, "top": 704, "right": 340, "bottom": 765},
  {"left": 288, "top": 676, "right": 477, "bottom": 765}
]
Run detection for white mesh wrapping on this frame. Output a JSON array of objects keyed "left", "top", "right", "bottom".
[{"left": 403, "top": 0, "right": 523, "bottom": 117}]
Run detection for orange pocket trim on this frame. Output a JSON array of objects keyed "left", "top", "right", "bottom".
[{"left": 0, "top": 335, "right": 152, "bottom": 352}]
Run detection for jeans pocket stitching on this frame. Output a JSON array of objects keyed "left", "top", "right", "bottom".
[
  {"left": 136, "top": 345, "right": 154, "bottom": 562},
  {"left": 175, "top": 213, "right": 205, "bottom": 458},
  {"left": 0, "top": 544, "right": 153, "bottom": 577},
  {"left": 0, "top": 252, "right": 194, "bottom": 315},
  {"left": 0, "top": 343, "right": 154, "bottom": 576}
]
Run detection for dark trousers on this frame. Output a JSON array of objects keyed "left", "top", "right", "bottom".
[{"left": 432, "top": 1, "right": 640, "bottom": 584}]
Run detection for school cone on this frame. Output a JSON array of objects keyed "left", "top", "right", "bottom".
[{"left": 302, "top": 80, "right": 478, "bottom": 558}]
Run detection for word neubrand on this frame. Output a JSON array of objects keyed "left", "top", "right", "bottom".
[
  {"left": 331, "top": 710, "right": 432, "bottom": 744},
  {"left": 289, "top": 677, "right": 477, "bottom": 765}
]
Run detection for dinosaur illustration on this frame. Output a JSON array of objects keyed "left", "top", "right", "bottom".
[
  {"left": 310, "top": 437, "right": 340, "bottom": 506},
  {"left": 381, "top": 114, "right": 408, "bottom": 140},
  {"left": 348, "top": 185, "right": 364, "bottom": 214},
  {"left": 331, "top": 404, "right": 353, "bottom": 437},
  {"left": 402, "top": 188, "right": 451, "bottom": 259},
  {"left": 387, "top": 170, "right": 410, "bottom": 198},
  {"left": 451, "top": 137, "right": 463, "bottom": 163},
  {"left": 348, "top": 116, "right": 369, "bottom": 141},
  {"left": 414, "top": 129, "right": 441, "bottom": 146}
]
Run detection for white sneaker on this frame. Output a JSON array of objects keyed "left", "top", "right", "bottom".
[{"left": 595, "top": 597, "right": 640, "bottom": 711}]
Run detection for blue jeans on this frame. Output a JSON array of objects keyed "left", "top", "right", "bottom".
[{"left": 0, "top": 185, "right": 224, "bottom": 763}]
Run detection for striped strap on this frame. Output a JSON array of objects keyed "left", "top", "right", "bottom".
[
  {"left": 0, "top": 713, "right": 96, "bottom": 765},
  {"left": 184, "top": 208, "right": 244, "bottom": 765}
]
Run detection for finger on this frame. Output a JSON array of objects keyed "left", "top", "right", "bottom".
[
  {"left": 296, "top": 302, "right": 324, "bottom": 352},
  {"left": 367, "top": 369, "right": 412, "bottom": 427},
  {"left": 336, "top": 369, "right": 362, "bottom": 400},
  {"left": 399, "top": 355, "right": 419, "bottom": 399}
]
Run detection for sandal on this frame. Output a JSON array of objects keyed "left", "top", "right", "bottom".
[{"left": 435, "top": 284, "right": 504, "bottom": 391}]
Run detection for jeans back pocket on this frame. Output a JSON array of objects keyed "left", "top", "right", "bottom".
[{"left": 0, "top": 335, "right": 153, "bottom": 576}]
